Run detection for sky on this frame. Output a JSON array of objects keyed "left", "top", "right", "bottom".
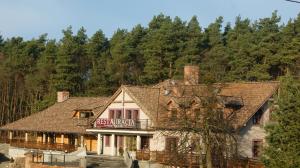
[{"left": 0, "top": 0, "right": 300, "bottom": 40}]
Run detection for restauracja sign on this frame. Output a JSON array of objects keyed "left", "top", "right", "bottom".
[{"left": 96, "top": 118, "right": 136, "bottom": 128}]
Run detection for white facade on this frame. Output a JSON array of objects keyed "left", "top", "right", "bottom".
[
  {"left": 87, "top": 87, "right": 274, "bottom": 160},
  {"left": 88, "top": 88, "right": 157, "bottom": 156},
  {"left": 237, "top": 102, "right": 271, "bottom": 158}
]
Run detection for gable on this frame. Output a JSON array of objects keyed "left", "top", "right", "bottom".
[{"left": 95, "top": 89, "right": 151, "bottom": 127}]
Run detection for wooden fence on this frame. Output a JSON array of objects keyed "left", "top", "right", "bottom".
[
  {"left": 0, "top": 138, "right": 76, "bottom": 153},
  {"left": 136, "top": 150, "right": 264, "bottom": 168}
]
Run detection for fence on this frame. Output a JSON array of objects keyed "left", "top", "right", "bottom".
[
  {"left": 136, "top": 150, "right": 265, "bottom": 168},
  {"left": 29, "top": 151, "right": 81, "bottom": 167},
  {"left": 0, "top": 138, "right": 76, "bottom": 153}
]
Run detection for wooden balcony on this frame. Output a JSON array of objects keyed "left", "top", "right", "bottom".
[{"left": 0, "top": 138, "right": 76, "bottom": 153}]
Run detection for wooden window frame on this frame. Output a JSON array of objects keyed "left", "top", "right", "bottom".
[
  {"left": 108, "top": 109, "right": 123, "bottom": 119},
  {"left": 252, "top": 139, "right": 263, "bottom": 158},
  {"left": 165, "top": 136, "right": 179, "bottom": 152},
  {"left": 125, "top": 108, "right": 139, "bottom": 120}
]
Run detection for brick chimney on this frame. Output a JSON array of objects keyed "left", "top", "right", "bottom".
[
  {"left": 57, "top": 91, "right": 70, "bottom": 103},
  {"left": 184, "top": 65, "right": 199, "bottom": 85}
]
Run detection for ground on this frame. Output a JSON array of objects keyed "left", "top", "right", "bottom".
[
  {"left": 0, "top": 144, "right": 10, "bottom": 168},
  {"left": 86, "top": 155, "right": 127, "bottom": 168}
]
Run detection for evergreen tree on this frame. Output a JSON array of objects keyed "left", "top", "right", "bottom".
[
  {"left": 175, "top": 16, "right": 203, "bottom": 78},
  {"left": 201, "top": 17, "right": 228, "bottom": 82},
  {"left": 86, "top": 30, "right": 110, "bottom": 95},
  {"left": 247, "top": 12, "right": 281, "bottom": 81},
  {"left": 141, "top": 15, "right": 186, "bottom": 83},
  {"left": 53, "top": 27, "right": 82, "bottom": 94},
  {"left": 263, "top": 76, "right": 300, "bottom": 168},
  {"left": 225, "top": 16, "right": 255, "bottom": 81}
]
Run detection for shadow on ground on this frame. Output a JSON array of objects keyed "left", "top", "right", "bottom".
[{"left": 0, "top": 153, "right": 9, "bottom": 163}]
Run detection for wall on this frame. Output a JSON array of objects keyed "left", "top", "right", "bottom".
[
  {"left": 150, "top": 132, "right": 165, "bottom": 151},
  {"left": 96, "top": 90, "right": 151, "bottom": 126},
  {"left": 238, "top": 102, "right": 270, "bottom": 158},
  {"left": 96, "top": 89, "right": 154, "bottom": 156}
]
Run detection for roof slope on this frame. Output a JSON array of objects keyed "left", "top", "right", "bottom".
[
  {"left": 0, "top": 97, "right": 109, "bottom": 133},
  {"left": 219, "top": 82, "right": 279, "bottom": 128},
  {"left": 96, "top": 81, "right": 279, "bottom": 129}
]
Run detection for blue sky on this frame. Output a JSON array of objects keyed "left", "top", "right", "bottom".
[{"left": 0, "top": 0, "right": 299, "bottom": 40}]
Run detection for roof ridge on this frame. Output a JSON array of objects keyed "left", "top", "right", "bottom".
[{"left": 69, "top": 96, "right": 108, "bottom": 99}]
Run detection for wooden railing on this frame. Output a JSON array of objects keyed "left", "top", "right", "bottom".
[
  {"left": 136, "top": 150, "right": 201, "bottom": 167},
  {"left": 136, "top": 150, "right": 265, "bottom": 168},
  {"left": 0, "top": 138, "right": 76, "bottom": 153}
]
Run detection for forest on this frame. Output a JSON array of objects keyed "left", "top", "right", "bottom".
[{"left": 0, "top": 11, "right": 299, "bottom": 126}]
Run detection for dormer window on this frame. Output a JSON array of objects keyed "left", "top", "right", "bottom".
[
  {"left": 169, "top": 108, "right": 177, "bottom": 120},
  {"left": 79, "top": 111, "right": 94, "bottom": 118}
]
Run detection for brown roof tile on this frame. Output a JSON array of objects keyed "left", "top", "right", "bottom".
[{"left": 0, "top": 97, "right": 109, "bottom": 134}]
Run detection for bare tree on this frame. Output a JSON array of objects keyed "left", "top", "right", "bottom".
[{"left": 155, "top": 83, "right": 240, "bottom": 168}]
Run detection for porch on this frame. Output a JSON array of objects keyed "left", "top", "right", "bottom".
[{"left": 0, "top": 138, "right": 76, "bottom": 153}]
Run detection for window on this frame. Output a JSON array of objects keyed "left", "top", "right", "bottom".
[
  {"left": 253, "top": 109, "right": 263, "bottom": 125},
  {"left": 165, "top": 137, "right": 178, "bottom": 152},
  {"left": 108, "top": 109, "right": 123, "bottom": 119},
  {"left": 133, "top": 110, "right": 139, "bottom": 120},
  {"left": 79, "top": 112, "right": 93, "bottom": 118},
  {"left": 252, "top": 140, "right": 263, "bottom": 158},
  {"left": 169, "top": 108, "right": 177, "bottom": 120},
  {"left": 105, "top": 135, "right": 110, "bottom": 147},
  {"left": 115, "top": 110, "right": 122, "bottom": 119},
  {"left": 109, "top": 110, "right": 114, "bottom": 119},
  {"left": 126, "top": 110, "right": 133, "bottom": 119}
]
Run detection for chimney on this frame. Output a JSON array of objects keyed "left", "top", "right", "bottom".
[
  {"left": 57, "top": 91, "right": 70, "bottom": 103},
  {"left": 184, "top": 65, "right": 199, "bottom": 85}
]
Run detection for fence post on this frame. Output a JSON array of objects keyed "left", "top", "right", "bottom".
[
  {"left": 50, "top": 154, "right": 53, "bottom": 165},
  {"left": 64, "top": 154, "right": 66, "bottom": 166},
  {"left": 42, "top": 153, "right": 44, "bottom": 164},
  {"left": 32, "top": 152, "right": 34, "bottom": 163}
]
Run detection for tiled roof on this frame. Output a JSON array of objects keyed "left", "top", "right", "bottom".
[
  {"left": 0, "top": 97, "right": 109, "bottom": 133},
  {"left": 1, "top": 80, "right": 279, "bottom": 133},
  {"left": 103, "top": 81, "right": 279, "bottom": 129}
]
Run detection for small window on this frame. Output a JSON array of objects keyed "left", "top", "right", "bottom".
[
  {"left": 165, "top": 137, "right": 178, "bottom": 152},
  {"left": 79, "top": 112, "right": 93, "bottom": 118},
  {"left": 109, "top": 110, "right": 115, "bottom": 119},
  {"left": 252, "top": 140, "right": 263, "bottom": 158},
  {"left": 105, "top": 136, "right": 110, "bottom": 147},
  {"left": 169, "top": 108, "right": 177, "bottom": 120},
  {"left": 133, "top": 110, "right": 139, "bottom": 120},
  {"left": 115, "top": 110, "right": 122, "bottom": 119},
  {"left": 126, "top": 110, "right": 132, "bottom": 119},
  {"left": 193, "top": 108, "right": 201, "bottom": 119},
  {"left": 253, "top": 110, "right": 263, "bottom": 125}
]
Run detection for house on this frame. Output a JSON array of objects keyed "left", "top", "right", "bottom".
[
  {"left": 0, "top": 93, "right": 109, "bottom": 153},
  {"left": 0, "top": 66, "right": 279, "bottom": 164}
]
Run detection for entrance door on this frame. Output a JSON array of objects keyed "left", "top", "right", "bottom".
[{"left": 141, "top": 136, "right": 150, "bottom": 149}]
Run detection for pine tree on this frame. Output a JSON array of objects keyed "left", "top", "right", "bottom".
[
  {"left": 175, "top": 16, "right": 203, "bottom": 78},
  {"left": 201, "top": 17, "right": 229, "bottom": 82},
  {"left": 86, "top": 30, "right": 110, "bottom": 95},
  {"left": 53, "top": 26, "right": 82, "bottom": 94},
  {"left": 141, "top": 15, "right": 186, "bottom": 83},
  {"left": 263, "top": 76, "right": 300, "bottom": 168},
  {"left": 247, "top": 11, "right": 281, "bottom": 81},
  {"left": 225, "top": 16, "right": 255, "bottom": 81}
]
